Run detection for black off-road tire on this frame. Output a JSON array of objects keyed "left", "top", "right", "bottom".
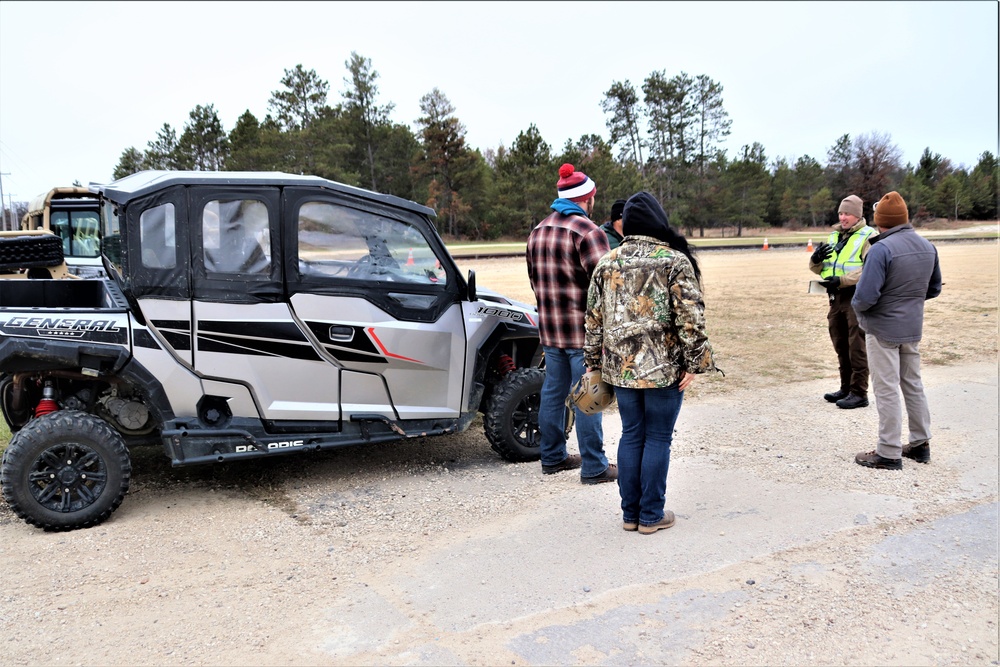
[
  {"left": 1, "top": 411, "right": 131, "bottom": 531},
  {"left": 0, "top": 234, "right": 64, "bottom": 272},
  {"left": 484, "top": 368, "right": 544, "bottom": 462}
]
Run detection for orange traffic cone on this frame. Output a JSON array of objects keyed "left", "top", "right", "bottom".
[
  {"left": 762, "top": 238, "right": 770, "bottom": 251},
  {"left": 806, "top": 239, "right": 814, "bottom": 252},
  {"left": 406, "top": 248, "right": 414, "bottom": 266}
]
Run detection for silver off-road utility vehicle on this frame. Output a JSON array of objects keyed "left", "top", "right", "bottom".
[{"left": 0, "top": 171, "right": 564, "bottom": 531}]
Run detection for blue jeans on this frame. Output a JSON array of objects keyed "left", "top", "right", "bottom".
[
  {"left": 615, "top": 384, "right": 684, "bottom": 525},
  {"left": 538, "top": 346, "right": 607, "bottom": 477}
]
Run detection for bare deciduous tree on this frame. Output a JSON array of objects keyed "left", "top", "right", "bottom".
[{"left": 851, "top": 132, "right": 903, "bottom": 220}]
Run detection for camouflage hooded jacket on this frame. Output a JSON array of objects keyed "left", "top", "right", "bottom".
[{"left": 584, "top": 236, "right": 716, "bottom": 389}]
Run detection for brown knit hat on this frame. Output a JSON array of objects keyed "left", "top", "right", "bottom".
[
  {"left": 873, "top": 191, "right": 909, "bottom": 228},
  {"left": 838, "top": 194, "right": 863, "bottom": 220}
]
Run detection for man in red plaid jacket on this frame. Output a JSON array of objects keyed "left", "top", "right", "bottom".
[{"left": 526, "top": 163, "right": 616, "bottom": 485}]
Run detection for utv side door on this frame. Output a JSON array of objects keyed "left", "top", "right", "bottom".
[
  {"left": 188, "top": 188, "right": 344, "bottom": 425},
  {"left": 283, "top": 188, "right": 468, "bottom": 421}
]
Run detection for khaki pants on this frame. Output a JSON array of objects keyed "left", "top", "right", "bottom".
[{"left": 866, "top": 333, "right": 932, "bottom": 459}]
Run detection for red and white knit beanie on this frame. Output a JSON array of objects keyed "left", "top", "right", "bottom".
[{"left": 556, "top": 163, "right": 597, "bottom": 202}]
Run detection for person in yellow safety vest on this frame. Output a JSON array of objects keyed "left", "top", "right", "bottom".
[{"left": 808, "top": 194, "right": 878, "bottom": 409}]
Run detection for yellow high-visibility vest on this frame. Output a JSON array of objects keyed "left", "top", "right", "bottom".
[{"left": 820, "top": 226, "right": 875, "bottom": 279}]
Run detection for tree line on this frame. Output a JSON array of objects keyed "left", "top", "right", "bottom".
[{"left": 111, "top": 54, "right": 999, "bottom": 240}]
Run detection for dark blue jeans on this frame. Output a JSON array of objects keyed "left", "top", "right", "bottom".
[
  {"left": 615, "top": 384, "right": 684, "bottom": 525},
  {"left": 538, "top": 346, "right": 608, "bottom": 477}
]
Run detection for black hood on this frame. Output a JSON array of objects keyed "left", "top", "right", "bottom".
[{"left": 622, "top": 191, "right": 671, "bottom": 243}]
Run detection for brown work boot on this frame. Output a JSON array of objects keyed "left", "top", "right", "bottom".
[
  {"left": 638, "top": 510, "right": 676, "bottom": 535},
  {"left": 581, "top": 463, "right": 617, "bottom": 485},
  {"left": 542, "top": 454, "right": 582, "bottom": 475},
  {"left": 902, "top": 442, "right": 930, "bottom": 463},
  {"left": 623, "top": 521, "right": 638, "bottom": 532},
  {"left": 855, "top": 450, "right": 902, "bottom": 470}
]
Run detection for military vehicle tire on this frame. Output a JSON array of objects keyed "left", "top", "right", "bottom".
[
  {"left": 1, "top": 411, "right": 131, "bottom": 531},
  {"left": 0, "top": 233, "right": 65, "bottom": 272}
]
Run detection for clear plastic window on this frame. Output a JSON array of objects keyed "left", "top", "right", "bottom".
[
  {"left": 297, "top": 202, "right": 445, "bottom": 285},
  {"left": 139, "top": 203, "right": 177, "bottom": 269},
  {"left": 47, "top": 210, "right": 100, "bottom": 258},
  {"left": 69, "top": 211, "right": 101, "bottom": 258},
  {"left": 203, "top": 199, "right": 270, "bottom": 274},
  {"left": 50, "top": 211, "right": 72, "bottom": 255},
  {"left": 101, "top": 200, "right": 123, "bottom": 273}
]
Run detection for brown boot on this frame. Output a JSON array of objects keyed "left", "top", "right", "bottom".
[
  {"left": 542, "top": 454, "right": 582, "bottom": 475},
  {"left": 902, "top": 442, "right": 930, "bottom": 463},
  {"left": 638, "top": 510, "right": 676, "bottom": 534},
  {"left": 581, "top": 463, "right": 617, "bottom": 485}
]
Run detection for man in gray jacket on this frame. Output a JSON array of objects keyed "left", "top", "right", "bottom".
[{"left": 851, "top": 191, "right": 942, "bottom": 470}]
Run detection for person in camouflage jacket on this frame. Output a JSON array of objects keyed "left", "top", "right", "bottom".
[{"left": 584, "top": 191, "right": 716, "bottom": 534}]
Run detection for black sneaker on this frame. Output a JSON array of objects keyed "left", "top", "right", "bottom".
[
  {"left": 542, "top": 454, "right": 582, "bottom": 475},
  {"left": 836, "top": 393, "right": 869, "bottom": 409},
  {"left": 581, "top": 463, "right": 618, "bottom": 485},
  {"left": 902, "top": 443, "right": 931, "bottom": 463},
  {"left": 824, "top": 389, "right": 849, "bottom": 403},
  {"left": 855, "top": 450, "right": 902, "bottom": 470}
]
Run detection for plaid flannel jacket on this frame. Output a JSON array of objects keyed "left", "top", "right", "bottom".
[{"left": 526, "top": 209, "right": 610, "bottom": 349}]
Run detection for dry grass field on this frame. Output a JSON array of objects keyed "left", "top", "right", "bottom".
[{"left": 457, "top": 241, "right": 999, "bottom": 398}]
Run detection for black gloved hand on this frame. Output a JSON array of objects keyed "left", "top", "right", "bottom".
[
  {"left": 820, "top": 276, "right": 841, "bottom": 294},
  {"left": 810, "top": 242, "right": 833, "bottom": 264}
]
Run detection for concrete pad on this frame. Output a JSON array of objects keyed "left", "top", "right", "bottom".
[{"left": 313, "top": 361, "right": 998, "bottom": 663}]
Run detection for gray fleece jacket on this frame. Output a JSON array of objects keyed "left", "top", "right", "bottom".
[{"left": 852, "top": 224, "right": 942, "bottom": 343}]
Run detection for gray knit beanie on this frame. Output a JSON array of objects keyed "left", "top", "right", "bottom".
[{"left": 838, "top": 195, "right": 863, "bottom": 220}]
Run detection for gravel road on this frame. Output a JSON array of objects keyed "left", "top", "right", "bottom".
[{"left": 0, "top": 360, "right": 995, "bottom": 666}]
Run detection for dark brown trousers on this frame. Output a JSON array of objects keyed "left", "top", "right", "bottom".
[{"left": 827, "top": 286, "right": 869, "bottom": 396}]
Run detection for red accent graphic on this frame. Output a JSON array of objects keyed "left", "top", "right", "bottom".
[{"left": 366, "top": 327, "right": 422, "bottom": 363}]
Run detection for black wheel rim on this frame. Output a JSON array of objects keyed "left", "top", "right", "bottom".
[
  {"left": 27, "top": 442, "right": 108, "bottom": 513},
  {"left": 510, "top": 392, "right": 541, "bottom": 449}
]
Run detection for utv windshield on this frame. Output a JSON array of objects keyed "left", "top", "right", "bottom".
[{"left": 50, "top": 209, "right": 101, "bottom": 259}]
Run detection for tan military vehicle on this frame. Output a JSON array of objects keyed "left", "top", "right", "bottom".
[{"left": 18, "top": 187, "right": 104, "bottom": 278}]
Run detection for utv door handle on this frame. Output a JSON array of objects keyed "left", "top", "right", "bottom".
[{"left": 328, "top": 326, "right": 355, "bottom": 342}]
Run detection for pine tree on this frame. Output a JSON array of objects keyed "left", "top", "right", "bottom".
[
  {"left": 177, "top": 104, "right": 229, "bottom": 171},
  {"left": 112, "top": 147, "right": 145, "bottom": 180},
  {"left": 144, "top": 123, "right": 181, "bottom": 170},
  {"left": 342, "top": 52, "right": 395, "bottom": 191},
  {"left": 643, "top": 71, "right": 694, "bottom": 210},
  {"left": 601, "top": 80, "right": 645, "bottom": 174},
  {"left": 268, "top": 64, "right": 329, "bottom": 132},
  {"left": 415, "top": 88, "right": 480, "bottom": 237}
]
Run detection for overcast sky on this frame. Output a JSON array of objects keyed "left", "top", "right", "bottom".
[{"left": 1, "top": 0, "right": 997, "bottom": 204}]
